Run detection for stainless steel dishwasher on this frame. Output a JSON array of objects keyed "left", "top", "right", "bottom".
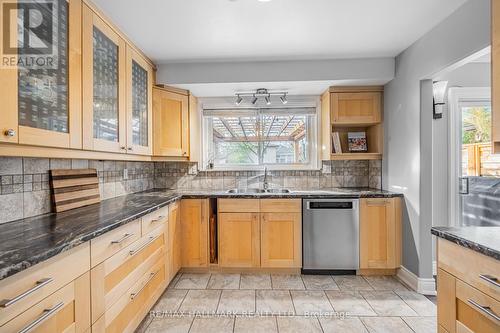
[{"left": 302, "top": 199, "right": 359, "bottom": 274}]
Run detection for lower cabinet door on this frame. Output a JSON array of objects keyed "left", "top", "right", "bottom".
[
  {"left": 168, "top": 201, "right": 182, "bottom": 276},
  {"left": 180, "top": 199, "right": 208, "bottom": 268},
  {"left": 359, "top": 198, "right": 400, "bottom": 269},
  {"left": 219, "top": 213, "right": 260, "bottom": 267},
  {"left": 261, "top": 212, "right": 301, "bottom": 268},
  {"left": 92, "top": 259, "right": 165, "bottom": 333},
  {"left": 0, "top": 272, "right": 91, "bottom": 333}
]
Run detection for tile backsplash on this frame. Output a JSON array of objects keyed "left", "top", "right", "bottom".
[
  {"left": 0, "top": 156, "right": 381, "bottom": 224},
  {"left": 0, "top": 157, "right": 155, "bottom": 224}
]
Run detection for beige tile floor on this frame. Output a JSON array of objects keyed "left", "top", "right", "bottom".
[{"left": 136, "top": 273, "right": 437, "bottom": 333}]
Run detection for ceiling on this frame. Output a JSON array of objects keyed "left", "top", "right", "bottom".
[{"left": 93, "top": 0, "right": 467, "bottom": 64}]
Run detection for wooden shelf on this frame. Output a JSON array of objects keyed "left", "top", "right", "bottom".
[{"left": 330, "top": 153, "right": 382, "bottom": 161}]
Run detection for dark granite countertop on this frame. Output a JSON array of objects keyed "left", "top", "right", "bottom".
[
  {"left": 431, "top": 226, "right": 500, "bottom": 261},
  {"left": 0, "top": 187, "right": 402, "bottom": 281}
]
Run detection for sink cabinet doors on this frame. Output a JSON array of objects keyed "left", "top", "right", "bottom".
[
  {"left": 219, "top": 212, "right": 261, "bottom": 268},
  {"left": 0, "top": 0, "right": 82, "bottom": 148},
  {"left": 82, "top": 4, "right": 127, "bottom": 153}
]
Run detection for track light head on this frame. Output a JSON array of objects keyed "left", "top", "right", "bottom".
[
  {"left": 280, "top": 94, "right": 288, "bottom": 105},
  {"left": 265, "top": 94, "right": 271, "bottom": 105},
  {"left": 251, "top": 95, "right": 258, "bottom": 105},
  {"left": 235, "top": 95, "right": 243, "bottom": 105}
]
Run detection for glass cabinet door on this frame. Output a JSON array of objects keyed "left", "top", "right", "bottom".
[
  {"left": 82, "top": 4, "right": 126, "bottom": 153},
  {"left": 1, "top": 0, "right": 82, "bottom": 147},
  {"left": 126, "top": 46, "right": 152, "bottom": 155}
]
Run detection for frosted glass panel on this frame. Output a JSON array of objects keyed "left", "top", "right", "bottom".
[
  {"left": 93, "top": 27, "right": 119, "bottom": 142},
  {"left": 131, "top": 60, "right": 148, "bottom": 146},
  {"left": 18, "top": 0, "right": 69, "bottom": 133}
]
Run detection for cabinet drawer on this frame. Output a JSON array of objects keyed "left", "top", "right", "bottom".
[
  {"left": 0, "top": 272, "right": 90, "bottom": 333},
  {"left": 142, "top": 207, "right": 168, "bottom": 236},
  {"left": 0, "top": 243, "right": 90, "bottom": 326},
  {"left": 260, "top": 199, "right": 301, "bottom": 213},
  {"left": 92, "top": 259, "right": 165, "bottom": 333},
  {"left": 218, "top": 199, "right": 260, "bottom": 213},
  {"left": 455, "top": 279, "right": 500, "bottom": 332},
  {"left": 91, "top": 227, "right": 165, "bottom": 322},
  {"left": 91, "top": 220, "right": 141, "bottom": 267},
  {"left": 438, "top": 239, "right": 500, "bottom": 302}
]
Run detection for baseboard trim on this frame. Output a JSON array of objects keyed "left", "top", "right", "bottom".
[{"left": 396, "top": 266, "right": 436, "bottom": 296}]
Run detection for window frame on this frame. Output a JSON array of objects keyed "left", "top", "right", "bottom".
[{"left": 200, "top": 97, "right": 320, "bottom": 171}]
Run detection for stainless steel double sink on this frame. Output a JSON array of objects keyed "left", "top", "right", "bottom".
[{"left": 226, "top": 188, "right": 291, "bottom": 194}]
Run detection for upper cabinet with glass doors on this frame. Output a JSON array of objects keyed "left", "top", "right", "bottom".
[
  {"left": 0, "top": 0, "right": 82, "bottom": 148},
  {"left": 82, "top": 4, "right": 153, "bottom": 155},
  {"left": 82, "top": 3, "right": 126, "bottom": 153},
  {"left": 126, "top": 46, "right": 153, "bottom": 155}
]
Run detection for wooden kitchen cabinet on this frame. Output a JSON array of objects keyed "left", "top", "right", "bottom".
[
  {"left": 125, "top": 45, "right": 154, "bottom": 155},
  {"left": 0, "top": 0, "right": 82, "bottom": 148},
  {"left": 82, "top": 3, "right": 127, "bottom": 153},
  {"left": 219, "top": 213, "right": 261, "bottom": 268},
  {"left": 181, "top": 199, "right": 209, "bottom": 268},
  {"left": 0, "top": 272, "right": 91, "bottom": 333},
  {"left": 330, "top": 87, "right": 382, "bottom": 125},
  {"left": 437, "top": 238, "right": 500, "bottom": 333},
  {"left": 359, "top": 197, "right": 401, "bottom": 270},
  {"left": 321, "top": 86, "right": 383, "bottom": 161},
  {"left": 168, "top": 201, "right": 182, "bottom": 276},
  {"left": 153, "top": 87, "right": 190, "bottom": 157},
  {"left": 493, "top": 0, "right": 500, "bottom": 154},
  {"left": 261, "top": 213, "right": 301, "bottom": 268}
]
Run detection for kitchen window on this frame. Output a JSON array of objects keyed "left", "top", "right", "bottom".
[{"left": 202, "top": 107, "right": 318, "bottom": 170}]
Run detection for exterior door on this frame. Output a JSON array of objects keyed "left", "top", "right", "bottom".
[
  {"left": 449, "top": 88, "right": 496, "bottom": 226},
  {"left": 0, "top": 0, "right": 82, "bottom": 148},
  {"left": 82, "top": 4, "right": 126, "bottom": 153}
]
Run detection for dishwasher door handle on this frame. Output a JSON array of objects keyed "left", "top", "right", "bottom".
[{"left": 306, "top": 201, "right": 355, "bottom": 210}]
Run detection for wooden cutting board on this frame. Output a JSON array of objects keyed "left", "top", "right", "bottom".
[{"left": 50, "top": 168, "right": 100, "bottom": 212}]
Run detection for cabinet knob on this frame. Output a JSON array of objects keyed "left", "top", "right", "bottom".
[
  {"left": 120, "top": 146, "right": 126, "bottom": 150},
  {"left": 4, "top": 129, "right": 15, "bottom": 137},
  {"left": 182, "top": 152, "right": 187, "bottom": 156},
  {"left": 128, "top": 147, "right": 133, "bottom": 151}
]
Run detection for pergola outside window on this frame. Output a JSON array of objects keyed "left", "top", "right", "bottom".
[{"left": 203, "top": 108, "right": 317, "bottom": 170}]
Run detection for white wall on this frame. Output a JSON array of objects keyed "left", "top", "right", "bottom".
[
  {"left": 156, "top": 58, "right": 394, "bottom": 84},
  {"left": 383, "top": 0, "right": 491, "bottom": 278}
]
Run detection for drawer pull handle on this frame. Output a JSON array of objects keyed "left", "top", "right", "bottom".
[
  {"left": 18, "top": 301, "right": 64, "bottom": 333},
  {"left": 130, "top": 271, "right": 158, "bottom": 300},
  {"left": 151, "top": 216, "right": 165, "bottom": 223},
  {"left": 0, "top": 278, "right": 53, "bottom": 308},
  {"left": 479, "top": 274, "right": 500, "bottom": 288},
  {"left": 129, "top": 235, "right": 160, "bottom": 257},
  {"left": 467, "top": 299, "right": 500, "bottom": 322},
  {"left": 111, "top": 233, "right": 134, "bottom": 244}
]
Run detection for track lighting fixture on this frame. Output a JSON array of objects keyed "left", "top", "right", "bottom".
[
  {"left": 234, "top": 88, "right": 288, "bottom": 106},
  {"left": 235, "top": 95, "right": 243, "bottom": 105}
]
